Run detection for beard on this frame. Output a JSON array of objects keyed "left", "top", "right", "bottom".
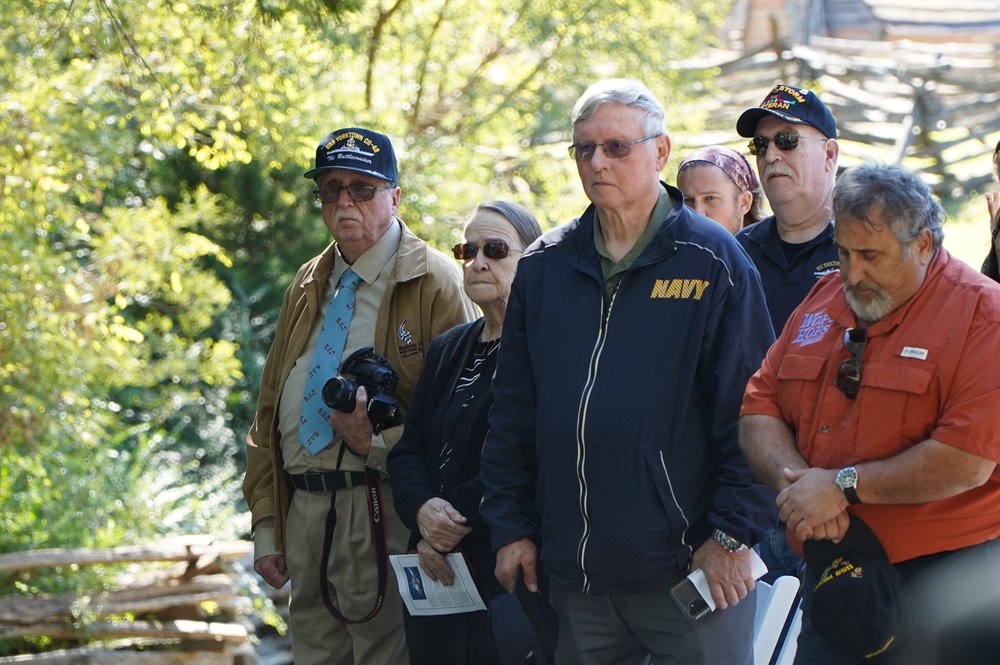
[{"left": 843, "top": 281, "right": 894, "bottom": 323}]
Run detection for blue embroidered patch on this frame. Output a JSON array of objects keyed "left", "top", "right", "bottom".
[{"left": 792, "top": 312, "right": 832, "bottom": 347}]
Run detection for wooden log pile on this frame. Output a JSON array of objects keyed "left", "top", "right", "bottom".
[{"left": 0, "top": 536, "right": 260, "bottom": 664}]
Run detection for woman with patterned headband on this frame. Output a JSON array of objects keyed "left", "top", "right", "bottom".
[{"left": 677, "top": 145, "right": 765, "bottom": 234}]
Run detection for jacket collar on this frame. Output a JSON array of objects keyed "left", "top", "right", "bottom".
[
  {"left": 301, "top": 218, "right": 430, "bottom": 289},
  {"left": 560, "top": 181, "right": 688, "bottom": 270}
]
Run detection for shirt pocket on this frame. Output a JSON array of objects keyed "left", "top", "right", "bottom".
[
  {"left": 776, "top": 354, "right": 827, "bottom": 425},
  {"left": 857, "top": 361, "right": 936, "bottom": 452}
]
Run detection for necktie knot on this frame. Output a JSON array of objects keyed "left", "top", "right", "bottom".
[{"left": 339, "top": 267, "right": 360, "bottom": 292}]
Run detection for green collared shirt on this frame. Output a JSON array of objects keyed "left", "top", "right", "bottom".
[{"left": 593, "top": 186, "right": 674, "bottom": 301}]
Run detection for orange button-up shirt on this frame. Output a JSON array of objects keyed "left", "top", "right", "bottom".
[{"left": 742, "top": 248, "right": 1000, "bottom": 563}]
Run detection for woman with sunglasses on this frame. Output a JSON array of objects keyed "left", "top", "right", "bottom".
[
  {"left": 387, "top": 201, "right": 542, "bottom": 664},
  {"left": 981, "top": 139, "right": 1000, "bottom": 282}
]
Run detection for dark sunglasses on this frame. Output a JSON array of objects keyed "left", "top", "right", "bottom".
[
  {"left": 314, "top": 182, "right": 394, "bottom": 203},
  {"left": 834, "top": 327, "right": 868, "bottom": 399},
  {"left": 568, "top": 134, "right": 662, "bottom": 162},
  {"left": 748, "top": 131, "right": 827, "bottom": 156},
  {"left": 452, "top": 241, "right": 519, "bottom": 261}
]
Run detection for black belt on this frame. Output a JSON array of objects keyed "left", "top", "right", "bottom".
[{"left": 290, "top": 470, "right": 367, "bottom": 493}]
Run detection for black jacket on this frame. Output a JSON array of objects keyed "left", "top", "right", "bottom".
[
  {"left": 388, "top": 319, "right": 504, "bottom": 600},
  {"left": 481, "top": 184, "right": 778, "bottom": 594}
]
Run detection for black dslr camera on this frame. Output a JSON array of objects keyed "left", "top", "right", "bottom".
[{"left": 322, "top": 347, "right": 402, "bottom": 434}]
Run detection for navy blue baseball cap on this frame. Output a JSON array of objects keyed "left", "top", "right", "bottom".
[
  {"left": 489, "top": 566, "right": 558, "bottom": 665},
  {"left": 737, "top": 85, "right": 838, "bottom": 139},
  {"left": 304, "top": 127, "right": 398, "bottom": 184},
  {"left": 803, "top": 516, "right": 915, "bottom": 660}
]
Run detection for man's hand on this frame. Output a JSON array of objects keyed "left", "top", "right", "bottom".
[
  {"left": 691, "top": 539, "right": 754, "bottom": 610},
  {"left": 330, "top": 386, "right": 374, "bottom": 457},
  {"left": 416, "top": 539, "right": 455, "bottom": 585},
  {"left": 254, "top": 553, "right": 290, "bottom": 589},
  {"left": 416, "top": 497, "right": 471, "bottom": 552},
  {"left": 495, "top": 538, "right": 538, "bottom": 593},
  {"left": 777, "top": 467, "right": 849, "bottom": 541}
]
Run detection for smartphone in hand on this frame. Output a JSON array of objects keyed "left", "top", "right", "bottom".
[{"left": 670, "top": 576, "right": 711, "bottom": 621}]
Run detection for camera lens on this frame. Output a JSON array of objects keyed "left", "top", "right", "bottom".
[{"left": 322, "top": 376, "right": 358, "bottom": 412}]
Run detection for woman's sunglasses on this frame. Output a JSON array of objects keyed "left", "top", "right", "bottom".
[
  {"left": 748, "top": 131, "right": 828, "bottom": 156},
  {"left": 452, "top": 241, "right": 519, "bottom": 261}
]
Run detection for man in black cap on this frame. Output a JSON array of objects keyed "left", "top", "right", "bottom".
[
  {"left": 735, "top": 85, "right": 844, "bottom": 581},
  {"left": 244, "top": 127, "right": 476, "bottom": 664},
  {"left": 735, "top": 84, "right": 842, "bottom": 335}
]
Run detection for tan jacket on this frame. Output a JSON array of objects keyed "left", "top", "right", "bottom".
[{"left": 243, "top": 220, "right": 477, "bottom": 549}]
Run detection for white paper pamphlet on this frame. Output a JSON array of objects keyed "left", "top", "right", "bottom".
[{"left": 389, "top": 553, "right": 487, "bottom": 616}]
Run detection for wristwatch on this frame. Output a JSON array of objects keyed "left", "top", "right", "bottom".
[
  {"left": 836, "top": 466, "right": 861, "bottom": 504},
  {"left": 711, "top": 529, "right": 748, "bottom": 553}
]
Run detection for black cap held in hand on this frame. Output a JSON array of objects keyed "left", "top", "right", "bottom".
[{"left": 803, "top": 516, "right": 915, "bottom": 660}]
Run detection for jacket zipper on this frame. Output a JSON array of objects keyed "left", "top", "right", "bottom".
[{"left": 574, "top": 277, "right": 622, "bottom": 594}]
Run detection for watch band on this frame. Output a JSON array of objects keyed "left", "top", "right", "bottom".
[
  {"left": 711, "top": 528, "right": 748, "bottom": 553},
  {"left": 842, "top": 485, "right": 861, "bottom": 505}
]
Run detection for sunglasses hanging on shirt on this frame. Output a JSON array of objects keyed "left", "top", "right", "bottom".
[{"left": 834, "top": 327, "right": 868, "bottom": 399}]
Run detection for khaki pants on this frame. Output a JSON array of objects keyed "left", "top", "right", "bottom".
[{"left": 286, "top": 482, "right": 410, "bottom": 665}]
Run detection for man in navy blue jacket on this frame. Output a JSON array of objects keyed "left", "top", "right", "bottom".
[{"left": 480, "top": 79, "right": 777, "bottom": 664}]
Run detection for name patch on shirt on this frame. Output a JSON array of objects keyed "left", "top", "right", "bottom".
[
  {"left": 649, "top": 278, "right": 709, "bottom": 300},
  {"left": 792, "top": 312, "right": 832, "bottom": 347},
  {"left": 900, "top": 346, "right": 928, "bottom": 360}
]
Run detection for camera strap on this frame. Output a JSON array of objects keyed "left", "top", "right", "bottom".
[{"left": 318, "top": 466, "right": 389, "bottom": 624}]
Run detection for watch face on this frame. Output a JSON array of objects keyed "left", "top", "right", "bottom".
[{"left": 837, "top": 467, "right": 858, "bottom": 488}]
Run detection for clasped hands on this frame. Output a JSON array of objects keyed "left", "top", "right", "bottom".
[
  {"left": 415, "top": 497, "right": 472, "bottom": 586},
  {"left": 777, "top": 467, "right": 850, "bottom": 543}
]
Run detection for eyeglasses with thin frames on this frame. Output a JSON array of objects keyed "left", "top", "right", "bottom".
[
  {"left": 568, "top": 134, "right": 662, "bottom": 162},
  {"left": 452, "top": 241, "right": 521, "bottom": 261},
  {"left": 748, "top": 131, "right": 828, "bottom": 156},
  {"left": 834, "top": 327, "right": 868, "bottom": 399},
  {"left": 314, "top": 182, "right": 395, "bottom": 203}
]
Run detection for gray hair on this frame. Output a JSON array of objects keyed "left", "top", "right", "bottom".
[
  {"left": 572, "top": 79, "right": 667, "bottom": 139},
  {"left": 476, "top": 200, "right": 543, "bottom": 249},
  {"left": 833, "top": 163, "right": 944, "bottom": 249}
]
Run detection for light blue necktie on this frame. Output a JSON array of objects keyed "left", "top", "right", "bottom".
[{"left": 298, "top": 267, "right": 361, "bottom": 454}]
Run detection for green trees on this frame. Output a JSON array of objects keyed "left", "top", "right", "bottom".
[{"left": 1, "top": 0, "right": 725, "bottom": 559}]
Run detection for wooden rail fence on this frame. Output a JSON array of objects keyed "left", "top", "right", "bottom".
[
  {"left": 677, "top": 33, "right": 1000, "bottom": 197},
  {"left": 0, "top": 536, "right": 266, "bottom": 664}
]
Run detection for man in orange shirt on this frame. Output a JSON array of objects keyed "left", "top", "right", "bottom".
[{"left": 740, "top": 163, "right": 1000, "bottom": 664}]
